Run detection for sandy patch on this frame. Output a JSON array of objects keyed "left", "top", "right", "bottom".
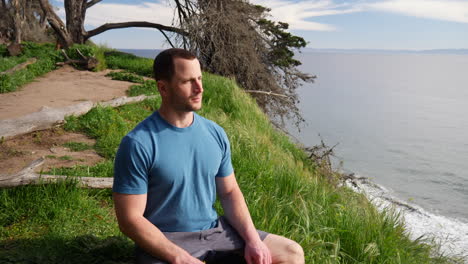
[
  {"left": 0, "top": 65, "right": 134, "bottom": 120},
  {"left": 0, "top": 65, "right": 138, "bottom": 175}
]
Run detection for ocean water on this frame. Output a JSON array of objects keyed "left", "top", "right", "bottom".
[
  {"left": 119, "top": 49, "right": 160, "bottom": 60},
  {"left": 287, "top": 52, "right": 468, "bottom": 256}
]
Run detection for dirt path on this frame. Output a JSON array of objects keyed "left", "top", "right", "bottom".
[
  {"left": 0, "top": 65, "right": 135, "bottom": 175},
  {"left": 0, "top": 128, "right": 105, "bottom": 175},
  {"left": 0, "top": 65, "right": 133, "bottom": 120}
]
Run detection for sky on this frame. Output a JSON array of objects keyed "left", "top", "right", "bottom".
[{"left": 53, "top": 0, "right": 468, "bottom": 50}]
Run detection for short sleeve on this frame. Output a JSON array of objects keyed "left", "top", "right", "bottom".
[
  {"left": 113, "top": 136, "right": 151, "bottom": 194},
  {"left": 216, "top": 128, "right": 234, "bottom": 177}
]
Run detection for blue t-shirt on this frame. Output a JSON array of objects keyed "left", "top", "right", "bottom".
[{"left": 113, "top": 111, "right": 234, "bottom": 232}]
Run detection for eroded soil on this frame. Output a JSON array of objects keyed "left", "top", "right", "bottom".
[
  {"left": 0, "top": 65, "right": 132, "bottom": 175},
  {"left": 0, "top": 127, "right": 104, "bottom": 175}
]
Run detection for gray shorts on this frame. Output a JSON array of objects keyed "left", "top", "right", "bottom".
[{"left": 135, "top": 217, "right": 269, "bottom": 264}]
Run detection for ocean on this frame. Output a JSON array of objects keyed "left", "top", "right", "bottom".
[
  {"left": 121, "top": 48, "right": 468, "bottom": 257},
  {"left": 288, "top": 51, "right": 468, "bottom": 257}
]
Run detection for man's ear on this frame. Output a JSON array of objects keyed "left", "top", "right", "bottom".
[{"left": 157, "top": 80, "right": 168, "bottom": 96}]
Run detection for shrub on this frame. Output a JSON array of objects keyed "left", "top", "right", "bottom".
[
  {"left": 105, "top": 71, "right": 144, "bottom": 83},
  {"left": 105, "top": 50, "right": 153, "bottom": 77}
]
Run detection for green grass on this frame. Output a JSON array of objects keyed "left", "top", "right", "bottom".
[
  {"left": 0, "top": 57, "right": 57, "bottom": 94},
  {"left": 0, "top": 48, "right": 462, "bottom": 264},
  {"left": 127, "top": 80, "right": 158, "bottom": 96},
  {"left": 0, "top": 42, "right": 64, "bottom": 93},
  {"left": 45, "top": 160, "right": 114, "bottom": 178},
  {"left": 105, "top": 50, "right": 154, "bottom": 77},
  {"left": 58, "top": 155, "right": 73, "bottom": 161},
  {"left": 0, "top": 56, "right": 29, "bottom": 72},
  {"left": 63, "top": 142, "right": 93, "bottom": 152},
  {"left": 0, "top": 181, "right": 133, "bottom": 263},
  {"left": 0, "top": 42, "right": 110, "bottom": 94},
  {"left": 105, "top": 71, "right": 144, "bottom": 83}
]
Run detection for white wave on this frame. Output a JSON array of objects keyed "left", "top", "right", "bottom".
[{"left": 344, "top": 175, "right": 468, "bottom": 261}]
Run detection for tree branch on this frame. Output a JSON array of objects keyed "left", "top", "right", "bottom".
[
  {"left": 86, "top": 0, "right": 102, "bottom": 9},
  {"left": 244, "top": 90, "right": 289, "bottom": 98},
  {"left": 85, "top": 21, "right": 187, "bottom": 40},
  {"left": 158, "top": 29, "right": 175, "bottom": 48},
  {"left": 38, "top": 0, "right": 72, "bottom": 47}
]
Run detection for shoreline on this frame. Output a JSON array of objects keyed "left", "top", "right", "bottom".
[{"left": 345, "top": 175, "right": 468, "bottom": 261}]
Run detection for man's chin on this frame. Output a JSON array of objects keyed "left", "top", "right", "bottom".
[
  {"left": 183, "top": 103, "right": 202, "bottom": 112},
  {"left": 192, "top": 104, "right": 202, "bottom": 112}
]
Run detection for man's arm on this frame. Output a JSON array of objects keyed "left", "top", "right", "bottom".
[
  {"left": 113, "top": 192, "right": 204, "bottom": 264},
  {"left": 216, "top": 173, "right": 272, "bottom": 264}
]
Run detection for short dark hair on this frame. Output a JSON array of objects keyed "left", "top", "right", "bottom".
[{"left": 153, "top": 48, "right": 197, "bottom": 81}]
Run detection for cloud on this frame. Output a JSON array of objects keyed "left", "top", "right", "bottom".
[
  {"left": 55, "top": 0, "right": 468, "bottom": 34},
  {"left": 82, "top": 0, "right": 353, "bottom": 31},
  {"left": 252, "top": 0, "right": 362, "bottom": 31},
  {"left": 53, "top": 1, "right": 175, "bottom": 30},
  {"left": 250, "top": 0, "right": 468, "bottom": 31},
  {"left": 84, "top": 2, "right": 174, "bottom": 27},
  {"left": 363, "top": 0, "right": 468, "bottom": 23}
]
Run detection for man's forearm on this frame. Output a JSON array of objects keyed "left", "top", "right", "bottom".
[
  {"left": 219, "top": 187, "right": 262, "bottom": 243},
  {"left": 119, "top": 215, "right": 190, "bottom": 262}
]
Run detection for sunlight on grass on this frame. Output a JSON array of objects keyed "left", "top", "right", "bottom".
[{"left": 0, "top": 47, "right": 461, "bottom": 264}]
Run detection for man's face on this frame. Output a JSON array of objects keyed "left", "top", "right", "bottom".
[{"left": 160, "top": 58, "right": 203, "bottom": 112}]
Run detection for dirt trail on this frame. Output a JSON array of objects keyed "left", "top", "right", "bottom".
[
  {"left": 0, "top": 65, "right": 134, "bottom": 174},
  {"left": 0, "top": 65, "right": 133, "bottom": 120}
]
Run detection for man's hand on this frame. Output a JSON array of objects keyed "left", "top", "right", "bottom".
[
  {"left": 171, "top": 252, "right": 205, "bottom": 264},
  {"left": 244, "top": 240, "right": 272, "bottom": 264}
]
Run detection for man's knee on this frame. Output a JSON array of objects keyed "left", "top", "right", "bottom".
[
  {"left": 285, "top": 242, "right": 304, "bottom": 264},
  {"left": 264, "top": 234, "right": 304, "bottom": 264}
]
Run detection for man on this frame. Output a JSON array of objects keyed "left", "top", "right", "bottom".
[{"left": 113, "top": 48, "right": 304, "bottom": 264}]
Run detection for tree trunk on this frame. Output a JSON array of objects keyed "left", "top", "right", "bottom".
[
  {"left": 38, "top": 0, "right": 185, "bottom": 48},
  {"left": 65, "top": 0, "right": 87, "bottom": 44},
  {"left": 12, "top": 0, "right": 21, "bottom": 43},
  {"left": 38, "top": 0, "right": 74, "bottom": 48}
]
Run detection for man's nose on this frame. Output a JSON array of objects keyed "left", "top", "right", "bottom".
[{"left": 193, "top": 79, "right": 203, "bottom": 93}]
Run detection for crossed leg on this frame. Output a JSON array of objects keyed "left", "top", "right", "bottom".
[{"left": 263, "top": 234, "right": 305, "bottom": 264}]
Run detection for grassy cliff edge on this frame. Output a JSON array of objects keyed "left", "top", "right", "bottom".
[{"left": 0, "top": 48, "right": 459, "bottom": 263}]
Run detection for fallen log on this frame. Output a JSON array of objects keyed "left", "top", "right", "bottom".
[
  {"left": 0, "top": 58, "right": 37, "bottom": 75},
  {"left": 0, "top": 95, "right": 157, "bottom": 141},
  {"left": 98, "top": 94, "right": 156, "bottom": 108},
  {"left": 0, "top": 157, "right": 113, "bottom": 188},
  {"left": 0, "top": 101, "right": 94, "bottom": 140},
  {"left": 56, "top": 49, "right": 98, "bottom": 71}
]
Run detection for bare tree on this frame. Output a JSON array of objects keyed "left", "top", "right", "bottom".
[
  {"left": 38, "top": 0, "right": 185, "bottom": 49},
  {"left": 36, "top": 0, "right": 313, "bottom": 125},
  {"left": 0, "top": 0, "right": 13, "bottom": 43},
  {"left": 174, "top": 0, "right": 315, "bottom": 126},
  {"left": 0, "top": 0, "right": 54, "bottom": 45}
]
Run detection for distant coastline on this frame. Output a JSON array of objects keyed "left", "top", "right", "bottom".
[
  {"left": 303, "top": 48, "right": 468, "bottom": 55},
  {"left": 118, "top": 49, "right": 161, "bottom": 59},
  {"left": 119, "top": 48, "right": 468, "bottom": 57}
]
